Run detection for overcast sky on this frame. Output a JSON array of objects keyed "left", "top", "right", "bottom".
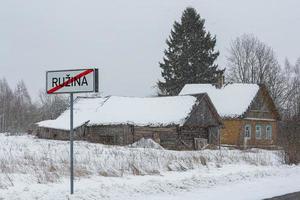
[{"left": 1, "top": 0, "right": 299, "bottom": 100}]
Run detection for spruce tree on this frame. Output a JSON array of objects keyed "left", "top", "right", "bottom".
[{"left": 157, "top": 7, "right": 221, "bottom": 95}]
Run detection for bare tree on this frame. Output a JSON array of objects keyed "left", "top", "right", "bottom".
[
  {"left": 278, "top": 118, "right": 300, "bottom": 164},
  {"left": 226, "top": 34, "right": 286, "bottom": 109},
  {"left": 0, "top": 79, "right": 68, "bottom": 133},
  {"left": 282, "top": 58, "right": 300, "bottom": 118},
  {"left": 278, "top": 59, "right": 300, "bottom": 164},
  {"left": 11, "top": 80, "right": 36, "bottom": 132},
  {"left": 37, "top": 90, "right": 68, "bottom": 120},
  {"left": 0, "top": 78, "right": 14, "bottom": 132},
  {"left": 0, "top": 79, "right": 39, "bottom": 132}
]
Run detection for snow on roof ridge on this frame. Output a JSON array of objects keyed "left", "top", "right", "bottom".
[
  {"left": 88, "top": 95, "right": 198, "bottom": 127},
  {"left": 37, "top": 94, "right": 200, "bottom": 130},
  {"left": 179, "top": 83, "right": 260, "bottom": 117},
  {"left": 37, "top": 96, "right": 108, "bottom": 130}
]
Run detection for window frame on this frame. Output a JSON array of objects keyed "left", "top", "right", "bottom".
[
  {"left": 266, "top": 125, "right": 272, "bottom": 140},
  {"left": 244, "top": 124, "right": 251, "bottom": 139},
  {"left": 255, "top": 124, "right": 262, "bottom": 139}
]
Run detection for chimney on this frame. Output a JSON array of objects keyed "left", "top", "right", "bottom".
[{"left": 215, "top": 70, "right": 225, "bottom": 89}]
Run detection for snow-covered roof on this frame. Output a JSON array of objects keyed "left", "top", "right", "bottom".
[
  {"left": 37, "top": 97, "right": 108, "bottom": 130},
  {"left": 37, "top": 95, "right": 199, "bottom": 130},
  {"left": 179, "top": 83, "right": 260, "bottom": 118}
]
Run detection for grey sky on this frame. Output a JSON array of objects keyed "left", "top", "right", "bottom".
[{"left": 1, "top": 0, "right": 299, "bottom": 100}]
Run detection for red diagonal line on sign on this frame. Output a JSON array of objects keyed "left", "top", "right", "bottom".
[{"left": 47, "top": 69, "right": 94, "bottom": 94}]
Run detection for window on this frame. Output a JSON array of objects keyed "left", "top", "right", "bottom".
[
  {"left": 266, "top": 125, "right": 272, "bottom": 140},
  {"left": 256, "top": 125, "right": 262, "bottom": 139},
  {"left": 245, "top": 125, "right": 251, "bottom": 138}
]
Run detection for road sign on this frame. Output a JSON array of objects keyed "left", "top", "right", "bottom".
[
  {"left": 46, "top": 68, "right": 98, "bottom": 94},
  {"left": 46, "top": 67, "right": 98, "bottom": 195}
]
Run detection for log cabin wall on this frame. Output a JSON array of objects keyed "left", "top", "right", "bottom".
[
  {"left": 35, "top": 123, "right": 219, "bottom": 150},
  {"left": 245, "top": 89, "right": 277, "bottom": 119},
  {"left": 86, "top": 125, "right": 179, "bottom": 149},
  {"left": 184, "top": 96, "right": 220, "bottom": 127},
  {"left": 180, "top": 96, "right": 221, "bottom": 149},
  {"left": 178, "top": 126, "right": 208, "bottom": 150},
  {"left": 86, "top": 125, "right": 132, "bottom": 145},
  {"left": 34, "top": 125, "right": 86, "bottom": 141},
  {"left": 33, "top": 94, "right": 222, "bottom": 150},
  {"left": 82, "top": 96, "right": 222, "bottom": 150}
]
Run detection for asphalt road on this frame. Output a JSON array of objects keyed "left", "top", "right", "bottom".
[{"left": 265, "top": 191, "right": 300, "bottom": 200}]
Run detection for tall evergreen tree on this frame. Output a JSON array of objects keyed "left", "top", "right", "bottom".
[{"left": 157, "top": 7, "right": 221, "bottom": 95}]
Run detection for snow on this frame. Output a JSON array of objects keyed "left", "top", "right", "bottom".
[
  {"left": 2, "top": 165, "right": 300, "bottom": 200},
  {"left": 179, "top": 83, "right": 260, "bottom": 118},
  {"left": 37, "top": 97, "right": 108, "bottom": 130},
  {"left": 1, "top": 133, "right": 282, "bottom": 182},
  {"left": 0, "top": 133, "right": 299, "bottom": 200},
  {"left": 129, "top": 166, "right": 300, "bottom": 200},
  {"left": 88, "top": 95, "right": 197, "bottom": 127},
  {"left": 37, "top": 95, "right": 198, "bottom": 130},
  {"left": 129, "top": 138, "right": 164, "bottom": 150}
]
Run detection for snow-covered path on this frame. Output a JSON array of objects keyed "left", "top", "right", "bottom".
[{"left": 1, "top": 164, "right": 300, "bottom": 200}]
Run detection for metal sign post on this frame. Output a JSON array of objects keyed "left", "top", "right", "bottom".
[
  {"left": 70, "top": 93, "right": 74, "bottom": 194},
  {"left": 46, "top": 68, "right": 98, "bottom": 195}
]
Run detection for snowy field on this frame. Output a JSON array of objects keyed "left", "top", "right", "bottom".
[{"left": 0, "top": 133, "right": 299, "bottom": 200}]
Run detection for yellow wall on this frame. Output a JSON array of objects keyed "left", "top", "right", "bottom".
[
  {"left": 220, "top": 119, "right": 242, "bottom": 145},
  {"left": 221, "top": 119, "right": 277, "bottom": 147}
]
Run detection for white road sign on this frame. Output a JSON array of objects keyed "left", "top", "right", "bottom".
[
  {"left": 46, "top": 68, "right": 98, "bottom": 94},
  {"left": 46, "top": 68, "right": 99, "bottom": 195}
]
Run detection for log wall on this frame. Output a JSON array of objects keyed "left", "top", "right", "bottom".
[{"left": 34, "top": 125, "right": 86, "bottom": 140}]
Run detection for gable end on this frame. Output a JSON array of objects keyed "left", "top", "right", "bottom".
[
  {"left": 183, "top": 93, "right": 222, "bottom": 127},
  {"left": 243, "top": 84, "right": 280, "bottom": 120}
]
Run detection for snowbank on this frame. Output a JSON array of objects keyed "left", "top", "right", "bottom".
[
  {"left": 129, "top": 138, "right": 164, "bottom": 150},
  {"left": 2, "top": 164, "right": 300, "bottom": 200},
  {"left": 0, "top": 133, "right": 284, "bottom": 190}
]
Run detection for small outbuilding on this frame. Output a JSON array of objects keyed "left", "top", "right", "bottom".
[
  {"left": 35, "top": 94, "right": 222, "bottom": 150},
  {"left": 179, "top": 83, "right": 280, "bottom": 149}
]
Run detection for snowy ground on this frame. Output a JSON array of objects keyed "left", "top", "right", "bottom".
[{"left": 0, "top": 133, "right": 299, "bottom": 200}]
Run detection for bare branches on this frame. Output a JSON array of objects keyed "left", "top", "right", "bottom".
[
  {"left": 227, "top": 34, "right": 279, "bottom": 84},
  {"left": 0, "top": 80, "right": 68, "bottom": 132},
  {"left": 282, "top": 58, "right": 300, "bottom": 118},
  {"left": 226, "top": 34, "right": 287, "bottom": 111},
  {"left": 37, "top": 90, "right": 68, "bottom": 121}
]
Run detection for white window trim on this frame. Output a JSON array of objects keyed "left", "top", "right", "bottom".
[
  {"left": 266, "top": 125, "right": 272, "bottom": 140},
  {"left": 256, "top": 125, "right": 262, "bottom": 139},
  {"left": 245, "top": 124, "right": 251, "bottom": 139}
]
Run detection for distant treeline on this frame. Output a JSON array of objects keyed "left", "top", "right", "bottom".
[{"left": 0, "top": 78, "right": 68, "bottom": 132}]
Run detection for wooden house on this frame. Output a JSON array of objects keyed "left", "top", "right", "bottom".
[
  {"left": 35, "top": 94, "right": 222, "bottom": 150},
  {"left": 179, "top": 83, "right": 280, "bottom": 148}
]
